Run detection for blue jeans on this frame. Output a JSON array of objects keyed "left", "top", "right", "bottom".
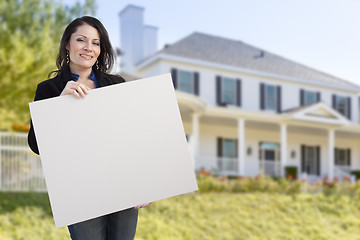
[{"left": 68, "top": 208, "right": 138, "bottom": 240}]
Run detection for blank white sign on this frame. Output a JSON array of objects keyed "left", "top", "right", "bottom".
[{"left": 29, "top": 73, "right": 198, "bottom": 228}]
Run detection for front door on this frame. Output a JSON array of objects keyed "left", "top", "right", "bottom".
[{"left": 301, "top": 145, "right": 320, "bottom": 176}]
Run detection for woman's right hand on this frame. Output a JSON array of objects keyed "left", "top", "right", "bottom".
[{"left": 60, "top": 81, "right": 91, "bottom": 99}]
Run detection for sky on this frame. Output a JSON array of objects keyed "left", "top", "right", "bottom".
[{"left": 62, "top": 0, "right": 360, "bottom": 86}]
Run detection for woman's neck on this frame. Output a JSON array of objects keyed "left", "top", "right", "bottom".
[{"left": 69, "top": 65, "right": 92, "bottom": 81}]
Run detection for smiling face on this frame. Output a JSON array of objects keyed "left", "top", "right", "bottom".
[{"left": 66, "top": 24, "right": 100, "bottom": 74}]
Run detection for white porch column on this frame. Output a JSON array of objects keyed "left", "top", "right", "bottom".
[
  {"left": 238, "top": 118, "right": 245, "bottom": 176},
  {"left": 280, "top": 124, "right": 287, "bottom": 177},
  {"left": 328, "top": 129, "right": 335, "bottom": 180},
  {"left": 190, "top": 113, "right": 200, "bottom": 166}
]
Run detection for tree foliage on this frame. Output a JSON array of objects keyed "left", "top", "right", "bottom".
[{"left": 0, "top": 0, "right": 96, "bottom": 130}]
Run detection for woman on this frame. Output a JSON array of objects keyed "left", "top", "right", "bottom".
[{"left": 28, "top": 16, "right": 149, "bottom": 240}]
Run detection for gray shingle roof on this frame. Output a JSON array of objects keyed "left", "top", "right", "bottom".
[{"left": 159, "top": 32, "right": 359, "bottom": 89}]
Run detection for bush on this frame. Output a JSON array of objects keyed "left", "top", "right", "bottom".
[{"left": 196, "top": 171, "right": 360, "bottom": 196}]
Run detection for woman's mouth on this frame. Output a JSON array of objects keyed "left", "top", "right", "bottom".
[{"left": 80, "top": 54, "right": 93, "bottom": 60}]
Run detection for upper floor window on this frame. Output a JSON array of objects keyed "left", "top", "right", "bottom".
[
  {"left": 332, "top": 95, "right": 351, "bottom": 119},
  {"left": 178, "top": 70, "right": 193, "bottom": 94},
  {"left": 260, "top": 83, "right": 281, "bottom": 112},
  {"left": 216, "top": 76, "right": 241, "bottom": 106},
  {"left": 171, "top": 68, "right": 199, "bottom": 95},
  {"left": 222, "top": 78, "right": 236, "bottom": 104},
  {"left": 300, "top": 89, "right": 320, "bottom": 105}
]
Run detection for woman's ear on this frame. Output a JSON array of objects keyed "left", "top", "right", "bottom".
[{"left": 66, "top": 43, "right": 69, "bottom": 51}]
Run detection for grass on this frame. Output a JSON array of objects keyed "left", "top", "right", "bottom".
[{"left": 0, "top": 192, "right": 360, "bottom": 239}]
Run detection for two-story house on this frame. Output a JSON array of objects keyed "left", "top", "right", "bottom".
[{"left": 119, "top": 5, "right": 360, "bottom": 181}]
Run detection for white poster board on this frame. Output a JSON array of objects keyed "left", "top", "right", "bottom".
[{"left": 29, "top": 73, "right": 198, "bottom": 228}]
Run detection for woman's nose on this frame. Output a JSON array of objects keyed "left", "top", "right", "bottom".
[{"left": 84, "top": 42, "right": 92, "bottom": 51}]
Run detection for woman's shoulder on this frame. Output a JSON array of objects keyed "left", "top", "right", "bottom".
[
  {"left": 101, "top": 72, "right": 126, "bottom": 85},
  {"left": 38, "top": 74, "right": 62, "bottom": 87}
]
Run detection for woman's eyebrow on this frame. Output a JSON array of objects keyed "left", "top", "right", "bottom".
[{"left": 75, "top": 34, "right": 100, "bottom": 41}]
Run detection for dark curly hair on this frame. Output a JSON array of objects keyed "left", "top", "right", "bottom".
[{"left": 49, "top": 16, "right": 114, "bottom": 77}]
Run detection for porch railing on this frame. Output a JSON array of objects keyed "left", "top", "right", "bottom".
[
  {"left": 195, "top": 156, "right": 239, "bottom": 176},
  {"left": 259, "top": 160, "right": 281, "bottom": 177},
  {"left": 334, "top": 165, "right": 355, "bottom": 182},
  {"left": 0, "top": 132, "right": 46, "bottom": 191}
]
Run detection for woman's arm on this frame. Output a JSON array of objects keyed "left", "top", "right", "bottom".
[{"left": 27, "top": 84, "right": 46, "bottom": 155}]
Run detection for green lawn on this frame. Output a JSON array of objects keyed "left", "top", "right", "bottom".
[{"left": 0, "top": 192, "right": 359, "bottom": 240}]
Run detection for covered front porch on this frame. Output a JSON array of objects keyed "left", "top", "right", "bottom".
[{"left": 179, "top": 95, "right": 360, "bottom": 181}]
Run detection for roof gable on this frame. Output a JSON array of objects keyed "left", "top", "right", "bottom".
[{"left": 286, "top": 102, "right": 350, "bottom": 125}]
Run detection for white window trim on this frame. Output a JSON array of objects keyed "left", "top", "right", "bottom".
[
  {"left": 221, "top": 77, "right": 237, "bottom": 105},
  {"left": 335, "top": 95, "right": 348, "bottom": 117},
  {"left": 335, "top": 148, "right": 349, "bottom": 166},
  {"left": 264, "top": 84, "right": 277, "bottom": 111},
  {"left": 177, "top": 70, "right": 194, "bottom": 94},
  {"left": 304, "top": 90, "right": 316, "bottom": 105}
]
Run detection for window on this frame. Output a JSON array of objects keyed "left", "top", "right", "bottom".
[
  {"left": 222, "top": 77, "right": 236, "bottom": 105},
  {"left": 260, "top": 83, "right": 281, "bottom": 112},
  {"left": 223, "top": 139, "right": 236, "bottom": 158},
  {"left": 264, "top": 84, "right": 277, "bottom": 110},
  {"left": 301, "top": 145, "right": 320, "bottom": 175},
  {"left": 216, "top": 76, "right": 241, "bottom": 106},
  {"left": 300, "top": 89, "right": 320, "bottom": 106},
  {"left": 304, "top": 91, "right": 316, "bottom": 105},
  {"left": 332, "top": 95, "right": 351, "bottom": 119},
  {"left": 178, "top": 70, "right": 193, "bottom": 94},
  {"left": 171, "top": 68, "right": 199, "bottom": 95},
  {"left": 335, "top": 148, "right": 350, "bottom": 166},
  {"left": 217, "top": 137, "right": 238, "bottom": 174},
  {"left": 335, "top": 96, "right": 347, "bottom": 116}
]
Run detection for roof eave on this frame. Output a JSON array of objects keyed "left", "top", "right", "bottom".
[{"left": 136, "top": 53, "right": 360, "bottom": 93}]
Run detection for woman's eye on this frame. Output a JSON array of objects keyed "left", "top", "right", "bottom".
[
  {"left": 93, "top": 42, "right": 100, "bottom": 46},
  {"left": 76, "top": 38, "right": 84, "bottom": 42}
]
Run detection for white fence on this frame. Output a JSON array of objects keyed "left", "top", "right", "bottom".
[{"left": 0, "top": 131, "right": 46, "bottom": 191}]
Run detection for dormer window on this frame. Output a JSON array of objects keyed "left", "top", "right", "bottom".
[
  {"left": 216, "top": 76, "right": 241, "bottom": 106},
  {"left": 171, "top": 68, "right": 199, "bottom": 95}
]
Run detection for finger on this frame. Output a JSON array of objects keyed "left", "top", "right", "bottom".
[
  {"left": 74, "top": 85, "right": 86, "bottom": 98},
  {"left": 70, "top": 89, "right": 81, "bottom": 99},
  {"left": 78, "top": 84, "right": 90, "bottom": 95}
]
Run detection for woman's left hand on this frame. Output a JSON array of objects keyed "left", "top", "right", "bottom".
[{"left": 134, "top": 203, "right": 151, "bottom": 209}]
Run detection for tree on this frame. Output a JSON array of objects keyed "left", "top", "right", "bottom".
[{"left": 0, "top": 0, "right": 96, "bottom": 130}]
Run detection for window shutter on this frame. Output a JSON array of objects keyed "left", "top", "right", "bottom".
[
  {"left": 347, "top": 97, "right": 352, "bottom": 120},
  {"left": 236, "top": 79, "right": 241, "bottom": 107},
  {"left": 332, "top": 94, "right": 336, "bottom": 109},
  {"left": 300, "top": 89, "right": 304, "bottom": 106},
  {"left": 216, "top": 76, "right": 222, "bottom": 105},
  {"left": 316, "top": 146, "right": 320, "bottom": 176},
  {"left": 277, "top": 86, "right": 282, "bottom": 113},
  {"left": 235, "top": 139, "right": 238, "bottom": 158},
  {"left": 194, "top": 72, "right": 199, "bottom": 96},
  {"left": 347, "top": 149, "right": 351, "bottom": 166},
  {"left": 171, "top": 68, "right": 177, "bottom": 89},
  {"left": 301, "top": 145, "right": 305, "bottom": 173},
  {"left": 334, "top": 148, "right": 338, "bottom": 165},
  {"left": 316, "top": 92, "right": 321, "bottom": 102},
  {"left": 217, "top": 137, "right": 223, "bottom": 170},
  {"left": 260, "top": 83, "right": 265, "bottom": 110},
  {"left": 217, "top": 137, "right": 223, "bottom": 157}
]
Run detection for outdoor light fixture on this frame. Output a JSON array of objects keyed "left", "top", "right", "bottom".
[{"left": 291, "top": 150, "right": 296, "bottom": 158}]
